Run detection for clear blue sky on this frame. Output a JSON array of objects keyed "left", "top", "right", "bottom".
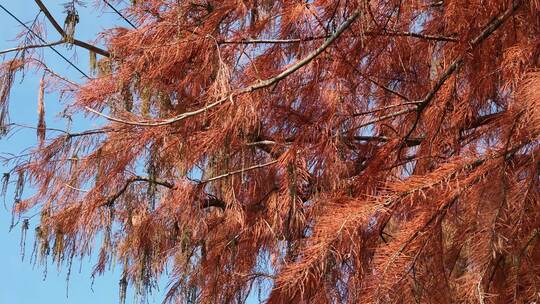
[{"left": 0, "top": 1, "right": 165, "bottom": 303}]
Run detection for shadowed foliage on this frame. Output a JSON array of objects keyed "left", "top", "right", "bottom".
[{"left": 1, "top": 0, "right": 540, "bottom": 303}]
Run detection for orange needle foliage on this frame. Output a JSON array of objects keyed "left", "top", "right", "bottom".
[{"left": 1, "top": 0, "right": 540, "bottom": 303}]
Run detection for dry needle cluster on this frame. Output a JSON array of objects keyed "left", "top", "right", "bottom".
[{"left": 1, "top": 0, "right": 539, "bottom": 303}]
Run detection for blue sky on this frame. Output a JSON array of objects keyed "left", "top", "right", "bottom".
[{"left": 0, "top": 1, "right": 166, "bottom": 303}]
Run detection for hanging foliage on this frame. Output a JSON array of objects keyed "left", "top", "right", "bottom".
[
  {"left": 1, "top": 1, "right": 540, "bottom": 303},
  {"left": 0, "top": 59, "right": 23, "bottom": 136},
  {"left": 89, "top": 50, "right": 97, "bottom": 75},
  {"left": 37, "top": 75, "right": 46, "bottom": 144},
  {"left": 62, "top": 1, "right": 79, "bottom": 47}
]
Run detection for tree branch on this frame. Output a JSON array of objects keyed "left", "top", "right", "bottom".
[
  {"left": 7, "top": 123, "right": 109, "bottom": 138},
  {"left": 416, "top": 0, "right": 525, "bottom": 111},
  {"left": 201, "top": 160, "right": 278, "bottom": 183},
  {"left": 33, "top": 0, "right": 63, "bottom": 35},
  {"left": 353, "top": 135, "right": 423, "bottom": 147},
  {"left": 99, "top": 175, "right": 227, "bottom": 210},
  {"left": 340, "top": 1, "right": 526, "bottom": 136},
  {"left": 72, "top": 40, "right": 110, "bottom": 58},
  {"left": 98, "top": 176, "right": 173, "bottom": 207},
  {"left": 391, "top": 0, "right": 526, "bottom": 153},
  {"left": 85, "top": 4, "right": 468, "bottom": 127},
  {"left": 0, "top": 40, "right": 64, "bottom": 55},
  {"left": 352, "top": 101, "right": 423, "bottom": 117},
  {"left": 27, "top": 58, "right": 80, "bottom": 87},
  {"left": 201, "top": 194, "right": 226, "bottom": 209},
  {"left": 220, "top": 31, "right": 458, "bottom": 45},
  {"left": 34, "top": 0, "right": 110, "bottom": 57},
  {"left": 85, "top": 9, "right": 362, "bottom": 126}
]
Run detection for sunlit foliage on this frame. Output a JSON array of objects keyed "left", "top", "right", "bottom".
[{"left": 1, "top": 0, "right": 540, "bottom": 303}]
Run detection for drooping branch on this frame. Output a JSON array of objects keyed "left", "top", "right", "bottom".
[
  {"left": 97, "top": 176, "right": 173, "bottom": 207},
  {"left": 97, "top": 158, "right": 281, "bottom": 209}
]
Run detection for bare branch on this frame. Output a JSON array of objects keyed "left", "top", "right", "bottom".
[
  {"left": 33, "top": 0, "right": 64, "bottom": 36},
  {"left": 72, "top": 40, "right": 110, "bottom": 58},
  {"left": 0, "top": 40, "right": 64, "bottom": 55},
  {"left": 7, "top": 123, "right": 108, "bottom": 138},
  {"left": 27, "top": 58, "right": 80, "bottom": 87},
  {"left": 34, "top": 0, "right": 110, "bottom": 57}
]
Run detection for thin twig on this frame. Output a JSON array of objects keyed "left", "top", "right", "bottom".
[
  {"left": 0, "top": 40, "right": 64, "bottom": 55},
  {"left": 352, "top": 101, "right": 423, "bottom": 117},
  {"left": 201, "top": 160, "right": 278, "bottom": 183}
]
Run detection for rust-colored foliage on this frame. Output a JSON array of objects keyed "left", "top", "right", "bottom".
[{"left": 1, "top": 0, "right": 540, "bottom": 303}]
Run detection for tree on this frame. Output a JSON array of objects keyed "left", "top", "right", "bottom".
[{"left": 1, "top": 0, "right": 539, "bottom": 303}]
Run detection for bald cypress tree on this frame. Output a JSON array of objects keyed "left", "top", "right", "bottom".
[{"left": 1, "top": 0, "right": 539, "bottom": 303}]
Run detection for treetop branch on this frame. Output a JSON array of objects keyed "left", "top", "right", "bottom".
[{"left": 34, "top": 0, "right": 110, "bottom": 57}]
